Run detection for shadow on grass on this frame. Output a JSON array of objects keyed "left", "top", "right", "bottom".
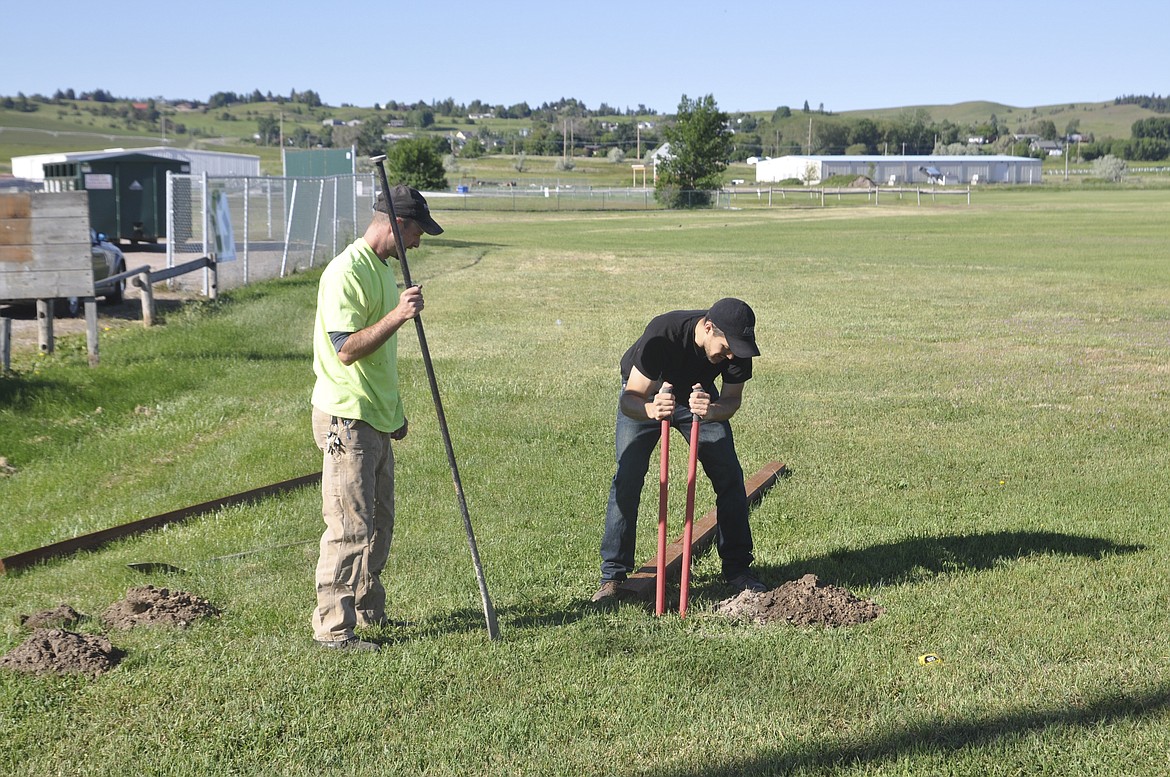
[
  {"left": 399, "top": 599, "right": 598, "bottom": 640},
  {"left": 653, "top": 682, "right": 1170, "bottom": 777},
  {"left": 357, "top": 595, "right": 603, "bottom": 642},
  {"left": 761, "top": 530, "right": 1145, "bottom": 590},
  {"left": 0, "top": 297, "right": 188, "bottom": 322}
]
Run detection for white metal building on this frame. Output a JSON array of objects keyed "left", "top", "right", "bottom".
[
  {"left": 12, "top": 147, "right": 261, "bottom": 181},
  {"left": 755, "top": 155, "right": 1042, "bottom": 185}
]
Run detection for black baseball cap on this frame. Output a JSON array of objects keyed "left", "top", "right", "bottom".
[
  {"left": 375, "top": 184, "right": 444, "bottom": 235},
  {"left": 707, "top": 298, "right": 760, "bottom": 357}
]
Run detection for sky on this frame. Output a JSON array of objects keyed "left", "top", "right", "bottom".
[{"left": 2, "top": 0, "right": 1165, "bottom": 115}]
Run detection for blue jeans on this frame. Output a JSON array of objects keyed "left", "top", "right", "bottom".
[{"left": 599, "top": 390, "right": 754, "bottom": 583}]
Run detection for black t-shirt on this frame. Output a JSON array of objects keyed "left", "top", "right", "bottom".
[{"left": 620, "top": 310, "right": 752, "bottom": 405}]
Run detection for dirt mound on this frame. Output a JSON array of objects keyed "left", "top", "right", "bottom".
[
  {"left": 101, "top": 585, "right": 219, "bottom": 629},
  {"left": 714, "top": 573, "right": 884, "bottom": 627},
  {"left": 0, "top": 629, "right": 123, "bottom": 678},
  {"left": 20, "top": 604, "right": 85, "bottom": 629}
]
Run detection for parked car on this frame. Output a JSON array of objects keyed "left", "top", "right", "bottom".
[{"left": 65, "top": 229, "right": 127, "bottom": 316}]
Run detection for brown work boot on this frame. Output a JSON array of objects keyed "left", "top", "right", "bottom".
[{"left": 591, "top": 580, "right": 623, "bottom": 603}]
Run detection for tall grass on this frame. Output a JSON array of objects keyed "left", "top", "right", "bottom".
[{"left": 2, "top": 189, "right": 1169, "bottom": 775}]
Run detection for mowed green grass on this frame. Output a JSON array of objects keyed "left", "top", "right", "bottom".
[{"left": 2, "top": 189, "right": 1169, "bottom": 775}]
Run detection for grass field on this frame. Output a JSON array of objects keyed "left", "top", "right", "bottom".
[{"left": 2, "top": 189, "right": 1169, "bottom": 775}]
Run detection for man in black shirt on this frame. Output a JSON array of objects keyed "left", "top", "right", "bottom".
[{"left": 593, "top": 298, "right": 767, "bottom": 602}]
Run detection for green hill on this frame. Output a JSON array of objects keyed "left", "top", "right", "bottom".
[{"left": 0, "top": 93, "right": 1160, "bottom": 177}]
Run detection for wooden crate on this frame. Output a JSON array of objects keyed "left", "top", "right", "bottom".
[{"left": 0, "top": 191, "right": 94, "bottom": 302}]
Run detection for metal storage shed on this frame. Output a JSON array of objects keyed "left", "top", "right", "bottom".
[
  {"left": 755, "top": 155, "right": 1042, "bottom": 185},
  {"left": 41, "top": 151, "right": 188, "bottom": 244},
  {"left": 12, "top": 147, "right": 261, "bottom": 181}
]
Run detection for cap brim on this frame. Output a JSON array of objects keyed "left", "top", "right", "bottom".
[
  {"left": 418, "top": 213, "right": 444, "bottom": 236},
  {"left": 727, "top": 336, "right": 760, "bottom": 358}
]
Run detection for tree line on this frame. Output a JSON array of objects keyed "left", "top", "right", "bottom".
[{"left": 7, "top": 88, "right": 1170, "bottom": 164}]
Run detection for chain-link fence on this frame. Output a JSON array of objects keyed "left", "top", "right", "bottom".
[
  {"left": 166, "top": 172, "right": 377, "bottom": 293},
  {"left": 170, "top": 174, "right": 876, "bottom": 294},
  {"left": 165, "top": 173, "right": 701, "bottom": 293}
]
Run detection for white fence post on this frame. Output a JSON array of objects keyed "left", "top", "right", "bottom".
[
  {"left": 166, "top": 170, "right": 174, "bottom": 271},
  {"left": 201, "top": 172, "right": 210, "bottom": 297},
  {"left": 243, "top": 176, "right": 250, "bottom": 286},
  {"left": 280, "top": 180, "right": 299, "bottom": 278},
  {"left": 309, "top": 179, "right": 324, "bottom": 268}
]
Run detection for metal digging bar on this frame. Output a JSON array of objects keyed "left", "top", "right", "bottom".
[{"left": 370, "top": 155, "right": 500, "bottom": 641}]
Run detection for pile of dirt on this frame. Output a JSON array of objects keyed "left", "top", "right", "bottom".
[
  {"left": 714, "top": 573, "right": 884, "bottom": 627},
  {"left": 19, "top": 604, "right": 85, "bottom": 629},
  {"left": 101, "top": 585, "right": 219, "bottom": 629},
  {"left": 0, "top": 629, "right": 123, "bottom": 678}
]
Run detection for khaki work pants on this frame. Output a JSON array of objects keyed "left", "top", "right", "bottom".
[{"left": 311, "top": 407, "right": 395, "bottom": 642}]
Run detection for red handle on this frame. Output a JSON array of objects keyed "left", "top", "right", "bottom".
[
  {"left": 655, "top": 418, "right": 670, "bottom": 616},
  {"left": 679, "top": 416, "right": 700, "bottom": 618}
]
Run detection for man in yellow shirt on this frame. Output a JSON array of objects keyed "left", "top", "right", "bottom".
[{"left": 310, "top": 185, "right": 442, "bottom": 651}]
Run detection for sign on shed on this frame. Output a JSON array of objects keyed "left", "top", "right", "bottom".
[{"left": 0, "top": 191, "right": 94, "bottom": 302}]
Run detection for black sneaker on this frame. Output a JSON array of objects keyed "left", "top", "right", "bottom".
[
  {"left": 315, "top": 636, "right": 381, "bottom": 652},
  {"left": 590, "top": 580, "right": 623, "bottom": 602},
  {"left": 727, "top": 573, "right": 768, "bottom": 594}
]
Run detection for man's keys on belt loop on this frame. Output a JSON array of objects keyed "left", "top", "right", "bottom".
[{"left": 325, "top": 429, "right": 344, "bottom": 456}]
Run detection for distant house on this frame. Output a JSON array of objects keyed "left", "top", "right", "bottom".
[
  {"left": 647, "top": 143, "right": 673, "bottom": 166},
  {"left": 468, "top": 112, "right": 494, "bottom": 120},
  {"left": 967, "top": 136, "right": 986, "bottom": 145},
  {"left": 1030, "top": 140, "right": 1063, "bottom": 156},
  {"left": 322, "top": 118, "right": 343, "bottom": 126},
  {"left": 345, "top": 119, "right": 362, "bottom": 127}
]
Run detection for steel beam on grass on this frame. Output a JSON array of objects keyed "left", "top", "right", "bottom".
[
  {"left": 618, "top": 461, "right": 789, "bottom": 603},
  {"left": 0, "top": 473, "right": 322, "bottom": 576}
]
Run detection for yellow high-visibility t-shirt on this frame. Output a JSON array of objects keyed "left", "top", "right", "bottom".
[{"left": 310, "top": 238, "right": 404, "bottom": 433}]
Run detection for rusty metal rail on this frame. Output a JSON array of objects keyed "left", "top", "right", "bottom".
[
  {"left": 618, "top": 461, "right": 788, "bottom": 602},
  {"left": 1, "top": 472, "right": 321, "bottom": 575}
]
